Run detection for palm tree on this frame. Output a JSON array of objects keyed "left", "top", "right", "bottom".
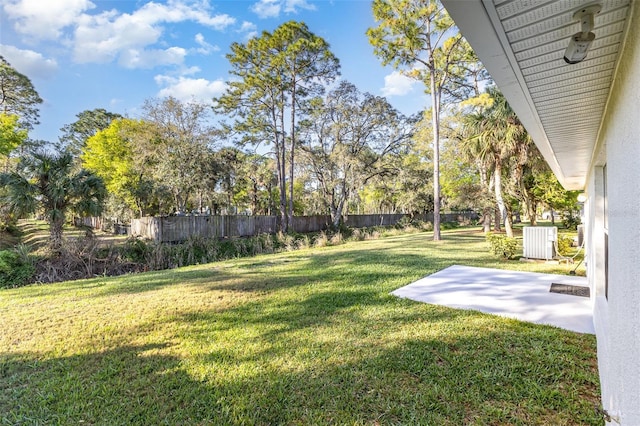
[
  {"left": 461, "top": 88, "right": 528, "bottom": 238},
  {"left": 458, "top": 114, "right": 494, "bottom": 233},
  {"left": 0, "top": 151, "right": 106, "bottom": 254}
]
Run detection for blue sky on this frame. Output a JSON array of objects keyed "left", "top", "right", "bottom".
[{"left": 0, "top": 0, "right": 428, "bottom": 143}]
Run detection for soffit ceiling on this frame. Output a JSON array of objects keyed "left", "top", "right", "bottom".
[{"left": 442, "top": 0, "right": 633, "bottom": 190}]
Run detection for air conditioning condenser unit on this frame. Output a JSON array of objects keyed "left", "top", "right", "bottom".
[{"left": 523, "top": 226, "right": 557, "bottom": 260}]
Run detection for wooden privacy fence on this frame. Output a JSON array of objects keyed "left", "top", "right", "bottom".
[
  {"left": 74, "top": 216, "right": 104, "bottom": 230},
  {"left": 128, "top": 212, "right": 478, "bottom": 243},
  {"left": 130, "top": 215, "right": 278, "bottom": 242}
]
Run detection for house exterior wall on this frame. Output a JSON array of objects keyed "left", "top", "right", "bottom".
[{"left": 586, "top": 3, "right": 640, "bottom": 422}]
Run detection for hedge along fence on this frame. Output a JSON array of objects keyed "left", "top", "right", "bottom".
[{"left": 127, "top": 212, "right": 479, "bottom": 243}]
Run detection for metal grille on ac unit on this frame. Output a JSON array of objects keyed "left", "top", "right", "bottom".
[{"left": 523, "top": 226, "right": 557, "bottom": 260}]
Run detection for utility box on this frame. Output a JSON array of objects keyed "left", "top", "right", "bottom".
[{"left": 523, "top": 226, "right": 557, "bottom": 260}]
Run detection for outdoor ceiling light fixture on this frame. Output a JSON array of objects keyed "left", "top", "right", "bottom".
[{"left": 564, "top": 4, "right": 602, "bottom": 64}]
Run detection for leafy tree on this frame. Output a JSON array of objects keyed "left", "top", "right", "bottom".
[
  {"left": 0, "top": 151, "right": 105, "bottom": 253},
  {"left": 143, "top": 97, "right": 217, "bottom": 214},
  {"left": 440, "top": 128, "right": 478, "bottom": 210},
  {"left": 0, "top": 113, "right": 27, "bottom": 157},
  {"left": 59, "top": 108, "right": 123, "bottom": 157},
  {"left": 395, "top": 112, "right": 434, "bottom": 215},
  {"left": 531, "top": 170, "right": 580, "bottom": 227},
  {"left": 0, "top": 56, "right": 43, "bottom": 130},
  {"left": 216, "top": 21, "right": 340, "bottom": 231},
  {"left": 241, "top": 153, "right": 277, "bottom": 215},
  {"left": 299, "top": 81, "right": 413, "bottom": 227},
  {"left": 0, "top": 113, "right": 29, "bottom": 224},
  {"left": 215, "top": 147, "right": 246, "bottom": 214},
  {"left": 82, "top": 118, "right": 154, "bottom": 217},
  {"left": 367, "top": 0, "right": 484, "bottom": 240},
  {"left": 462, "top": 90, "right": 513, "bottom": 236},
  {"left": 461, "top": 88, "right": 537, "bottom": 237}
]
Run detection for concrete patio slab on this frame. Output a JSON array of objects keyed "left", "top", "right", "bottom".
[{"left": 392, "top": 265, "right": 594, "bottom": 334}]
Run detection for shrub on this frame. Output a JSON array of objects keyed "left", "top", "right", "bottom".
[
  {"left": 562, "top": 212, "right": 580, "bottom": 230},
  {"left": 394, "top": 216, "right": 413, "bottom": 229},
  {"left": 418, "top": 221, "right": 433, "bottom": 232},
  {"left": 329, "top": 232, "right": 343, "bottom": 245},
  {"left": 296, "top": 235, "right": 311, "bottom": 250},
  {"left": 556, "top": 234, "right": 574, "bottom": 256},
  {"left": 314, "top": 231, "right": 329, "bottom": 248},
  {"left": 256, "top": 233, "right": 275, "bottom": 254},
  {"left": 337, "top": 224, "right": 354, "bottom": 238},
  {"left": 0, "top": 248, "right": 36, "bottom": 288},
  {"left": 349, "top": 228, "right": 365, "bottom": 241},
  {"left": 275, "top": 232, "right": 297, "bottom": 251},
  {"left": 121, "top": 238, "right": 150, "bottom": 263},
  {"left": 486, "top": 233, "right": 518, "bottom": 260},
  {"left": 365, "top": 230, "right": 381, "bottom": 240}
]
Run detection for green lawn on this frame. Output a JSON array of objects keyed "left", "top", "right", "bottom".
[{"left": 0, "top": 229, "right": 600, "bottom": 425}]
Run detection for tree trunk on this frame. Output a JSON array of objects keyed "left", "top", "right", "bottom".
[
  {"left": 273, "top": 121, "right": 287, "bottom": 232},
  {"left": 483, "top": 206, "right": 492, "bottom": 233},
  {"left": 252, "top": 180, "right": 258, "bottom": 215},
  {"left": 288, "top": 83, "right": 296, "bottom": 230},
  {"left": 430, "top": 84, "right": 441, "bottom": 241},
  {"left": 504, "top": 202, "right": 514, "bottom": 238},
  {"left": 479, "top": 164, "right": 491, "bottom": 233},
  {"left": 495, "top": 155, "right": 513, "bottom": 237},
  {"left": 331, "top": 186, "right": 349, "bottom": 229},
  {"left": 50, "top": 216, "right": 65, "bottom": 256},
  {"left": 493, "top": 160, "right": 506, "bottom": 232},
  {"left": 527, "top": 197, "right": 537, "bottom": 226}
]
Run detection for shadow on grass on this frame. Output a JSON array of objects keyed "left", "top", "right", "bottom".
[
  {"left": 0, "top": 343, "right": 228, "bottom": 425},
  {"left": 87, "top": 250, "right": 438, "bottom": 299},
  {"left": 0, "top": 314, "right": 602, "bottom": 425}
]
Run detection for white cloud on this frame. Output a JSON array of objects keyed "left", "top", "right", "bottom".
[
  {"left": 71, "top": 1, "right": 234, "bottom": 66},
  {"left": 193, "top": 33, "right": 219, "bottom": 55},
  {"left": 284, "top": 0, "right": 316, "bottom": 13},
  {"left": 181, "top": 66, "right": 202, "bottom": 76},
  {"left": 381, "top": 71, "right": 418, "bottom": 97},
  {"left": 238, "top": 21, "right": 258, "bottom": 40},
  {"left": 155, "top": 74, "right": 226, "bottom": 103},
  {"left": 119, "top": 47, "right": 187, "bottom": 69},
  {"left": 251, "top": 0, "right": 315, "bottom": 19},
  {"left": 73, "top": 9, "right": 157, "bottom": 64},
  {"left": 240, "top": 21, "right": 257, "bottom": 32},
  {"left": 130, "top": 0, "right": 235, "bottom": 31},
  {"left": 0, "top": 44, "right": 58, "bottom": 79},
  {"left": 4, "top": 0, "right": 235, "bottom": 68},
  {"left": 2, "top": 0, "right": 95, "bottom": 40},
  {"left": 251, "top": 0, "right": 280, "bottom": 19}
]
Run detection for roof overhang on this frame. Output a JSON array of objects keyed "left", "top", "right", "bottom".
[{"left": 442, "top": 0, "right": 633, "bottom": 190}]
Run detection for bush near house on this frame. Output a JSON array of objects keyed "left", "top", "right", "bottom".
[
  {"left": 556, "top": 234, "right": 574, "bottom": 256},
  {"left": 486, "top": 233, "right": 518, "bottom": 260}
]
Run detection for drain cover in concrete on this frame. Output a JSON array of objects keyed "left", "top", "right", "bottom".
[{"left": 550, "top": 283, "right": 590, "bottom": 298}]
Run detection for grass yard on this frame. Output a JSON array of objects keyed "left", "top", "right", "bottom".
[{"left": 0, "top": 229, "right": 601, "bottom": 425}]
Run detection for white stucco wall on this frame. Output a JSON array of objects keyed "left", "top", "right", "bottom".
[{"left": 587, "top": 3, "right": 640, "bottom": 423}]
